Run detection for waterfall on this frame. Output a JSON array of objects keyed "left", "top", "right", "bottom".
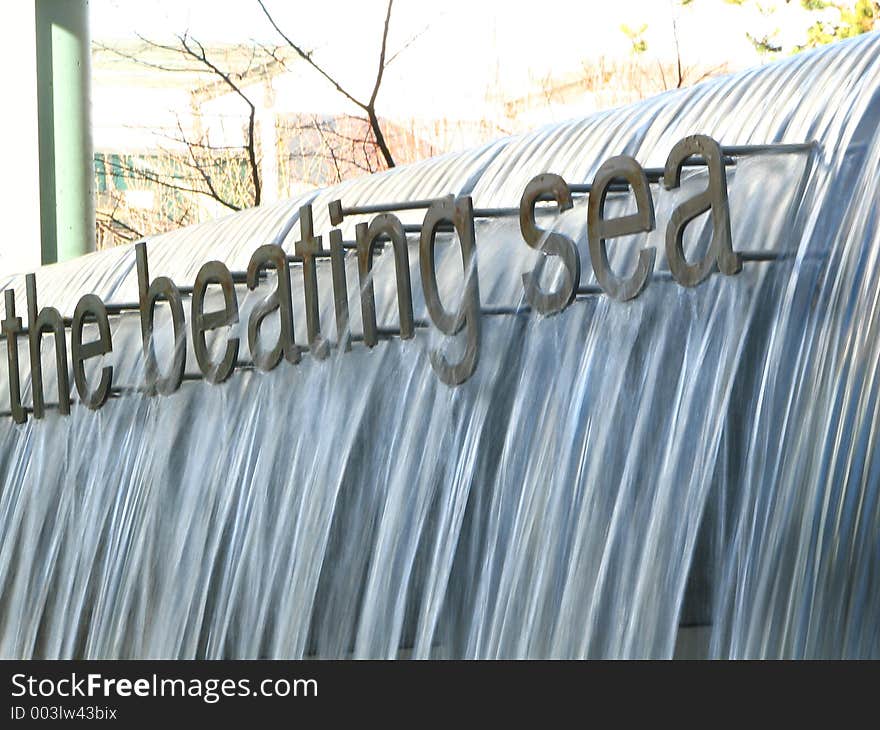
[{"left": 1, "top": 35, "right": 880, "bottom": 658}]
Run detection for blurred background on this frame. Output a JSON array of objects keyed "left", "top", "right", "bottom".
[{"left": 4, "top": 1, "right": 878, "bottom": 263}]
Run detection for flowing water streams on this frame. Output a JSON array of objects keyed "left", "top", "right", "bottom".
[{"left": 1, "top": 36, "right": 879, "bottom": 658}]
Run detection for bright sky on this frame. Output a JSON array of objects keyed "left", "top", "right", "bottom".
[{"left": 90, "top": 0, "right": 823, "bottom": 116}]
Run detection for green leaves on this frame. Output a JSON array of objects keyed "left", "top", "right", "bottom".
[{"left": 620, "top": 23, "right": 649, "bottom": 54}]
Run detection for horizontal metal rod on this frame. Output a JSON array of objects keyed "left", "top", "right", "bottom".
[
  {"left": 337, "top": 180, "right": 634, "bottom": 217},
  {"left": 287, "top": 251, "right": 334, "bottom": 262},
  {"left": 331, "top": 142, "right": 814, "bottom": 222},
  {"left": 337, "top": 198, "right": 442, "bottom": 216},
  {"left": 740, "top": 251, "right": 786, "bottom": 262},
  {"left": 0, "top": 400, "right": 72, "bottom": 417},
  {"left": 472, "top": 207, "right": 520, "bottom": 218},
  {"left": 720, "top": 142, "right": 815, "bottom": 155},
  {"left": 576, "top": 285, "right": 604, "bottom": 296},
  {"left": 105, "top": 302, "right": 141, "bottom": 315},
  {"left": 333, "top": 153, "right": 760, "bottom": 219},
  {"left": 481, "top": 305, "right": 533, "bottom": 316}
]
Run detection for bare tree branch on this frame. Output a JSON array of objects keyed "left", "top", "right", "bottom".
[
  {"left": 93, "top": 42, "right": 196, "bottom": 73},
  {"left": 367, "top": 0, "right": 395, "bottom": 167},
  {"left": 384, "top": 20, "right": 430, "bottom": 67},
  {"left": 369, "top": 0, "right": 393, "bottom": 107},
  {"left": 312, "top": 117, "right": 343, "bottom": 183},
  {"left": 672, "top": 17, "right": 684, "bottom": 88},
  {"left": 255, "top": 0, "right": 362, "bottom": 107},
  {"left": 257, "top": 0, "right": 396, "bottom": 167},
  {"left": 175, "top": 118, "right": 238, "bottom": 210},
  {"left": 96, "top": 6, "right": 425, "bottom": 242},
  {"left": 175, "top": 33, "right": 262, "bottom": 205}
]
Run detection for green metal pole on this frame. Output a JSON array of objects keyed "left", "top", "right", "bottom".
[{"left": 35, "top": 0, "right": 95, "bottom": 265}]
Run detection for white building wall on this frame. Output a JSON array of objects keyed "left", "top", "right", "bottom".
[{"left": 0, "top": 1, "right": 43, "bottom": 276}]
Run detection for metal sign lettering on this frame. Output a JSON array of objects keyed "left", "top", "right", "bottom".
[
  {"left": 0, "top": 136, "right": 813, "bottom": 422},
  {"left": 246, "top": 244, "right": 299, "bottom": 371},
  {"left": 519, "top": 173, "right": 579, "bottom": 315}
]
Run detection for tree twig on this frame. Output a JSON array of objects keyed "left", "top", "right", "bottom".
[{"left": 256, "top": 0, "right": 396, "bottom": 167}]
